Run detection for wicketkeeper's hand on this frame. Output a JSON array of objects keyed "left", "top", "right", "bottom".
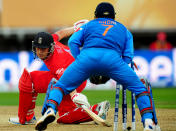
[
  {"left": 89, "top": 75, "right": 110, "bottom": 85},
  {"left": 71, "top": 93, "right": 90, "bottom": 108},
  {"left": 73, "top": 19, "right": 89, "bottom": 31}
]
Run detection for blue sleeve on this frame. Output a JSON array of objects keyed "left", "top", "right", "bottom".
[
  {"left": 68, "top": 25, "right": 85, "bottom": 59},
  {"left": 122, "top": 30, "right": 134, "bottom": 64}
]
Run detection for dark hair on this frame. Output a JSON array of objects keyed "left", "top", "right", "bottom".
[{"left": 94, "top": 2, "right": 116, "bottom": 19}]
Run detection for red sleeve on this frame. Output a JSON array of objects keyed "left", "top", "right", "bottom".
[
  {"left": 55, "top": 41, "right": 70, "bottom": 50},
  {"left": 59, "top": 43, "right": 69, "bottom": 49},
  {"left": 55, "top": 68, "right": 66, "bottom": 79},
  {"left": 52, "top": 34, "right": 59, "bottom": 41},
  {"left": 52, "top": 34, "right": 70, "bottom": 50}
]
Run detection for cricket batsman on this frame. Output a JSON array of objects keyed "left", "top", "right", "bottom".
[{"left": 9, "top": 20, "right": 110, "bottom": 125}]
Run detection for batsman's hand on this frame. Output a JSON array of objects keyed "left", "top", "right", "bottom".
[
  {"left": 73, "top": 19, "right": 89, "bottom": 31},
  {"left": 71, "top": 93, "right": 90, "bottom": 108}
]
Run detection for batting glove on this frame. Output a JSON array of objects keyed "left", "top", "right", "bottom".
[
  {"left": 71, "top": 93, "right": 90, "bottom": 108},
  {"left": 73, "top": 19, "right": 89, "bottom": 31}
]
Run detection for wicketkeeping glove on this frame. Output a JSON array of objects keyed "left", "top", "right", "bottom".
[
  {"left": 89, "top": 75, "right": 110, "bottom": 84},
  {"left": 71, "top": 93, "right": 90, "bottom": 108},
  {"left": 73, "top": 19, "right": 89, "bottom": 31}
]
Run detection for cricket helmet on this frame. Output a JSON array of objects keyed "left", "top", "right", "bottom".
[
  {"left": 32, "top": 32, "right": 55, "bottom": 59},
  {"left": 94, "top": 2, "right": 116, "bottom": 19},
  {"left": 32, "top": 32, "right": 54, "bottom": 48}
]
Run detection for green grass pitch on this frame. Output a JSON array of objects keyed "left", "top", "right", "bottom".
[{"left": 0, "top": 88, "right": 176, "bottom": 109}]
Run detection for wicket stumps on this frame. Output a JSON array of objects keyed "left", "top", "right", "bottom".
[{"left": 114, "top": 84, "right": 136, "bottom": 131}]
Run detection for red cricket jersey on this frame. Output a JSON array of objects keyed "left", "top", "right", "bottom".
[
  {"left": 43, "top": 34, "right": 86, "bottom": 93},
  {"left": 43, "top": 34, "right": 75, "bottom": 78}
]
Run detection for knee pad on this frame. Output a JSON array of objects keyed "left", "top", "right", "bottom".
[
  {"left": 18, "top": 68, "right": 34, "bottom": 124},
  {"left": 19, "top": 68, "right": 33, "bottom": 93},
  {"left": 136, "top": 92, "right": 153, "bottom": 116},
  {"left": 140, "top": 77, "right": 158, "bottom": 124}
]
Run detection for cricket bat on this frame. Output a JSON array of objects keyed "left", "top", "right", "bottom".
[{"left": 82, "top": 105, "right": 112, "bottom": 127}]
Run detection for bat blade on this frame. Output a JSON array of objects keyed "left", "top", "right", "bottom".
[{"left": 82, "top": 105, "right": 112, "bottom": 127}]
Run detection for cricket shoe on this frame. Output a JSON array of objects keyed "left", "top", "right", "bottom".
[
  {"left": 95, "top": 100, "right": 110, "bottom": 120},
  {"left": 9, "top": 116, "right": 36, "bottom": 125},
  {"left": 155, "top": 124, "right": 161, "bottom": 131},
  {"left": 144, "top": 119, "right": 161, "bottom": 131},
  {"left": 35, "top": 108, "right": 56, "bottom": 131}
]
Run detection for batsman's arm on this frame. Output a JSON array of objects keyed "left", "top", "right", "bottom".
[
  {"left": 70, "top": 90, "right": 77, "bottom": 98},
  {"left": 55, "top": 27, "right": 74, "bottom": 41},
  {"left": 54, "top": 19, "right": 89, "bottom": 41}
]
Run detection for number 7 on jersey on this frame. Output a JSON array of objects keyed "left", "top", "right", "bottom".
[{"left": 102, "top": 24, "right": 113, "bottom": 36}]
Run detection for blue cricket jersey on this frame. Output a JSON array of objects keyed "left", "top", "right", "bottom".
[
  {"left": 68, "top": 18, "right": 134, "bottom": 64},
  {"left": 52, "top": 18, "right": 153, "bottom": 123}
]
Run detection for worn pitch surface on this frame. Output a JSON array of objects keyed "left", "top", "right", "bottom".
[{"left": 1, "top": 106, "right": 176, "bottom": 131}]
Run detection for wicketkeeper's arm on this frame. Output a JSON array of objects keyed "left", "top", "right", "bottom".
[{"left": 122, "top": 30, "right": 134, "bottom": 64}]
